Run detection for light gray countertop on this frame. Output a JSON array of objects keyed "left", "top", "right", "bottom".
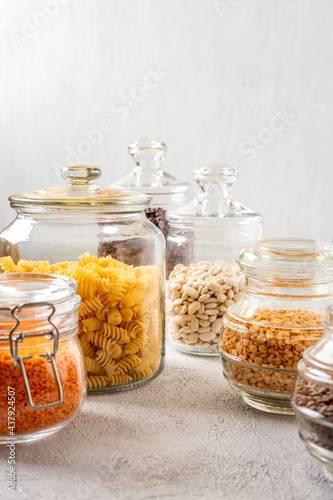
[{"left": 1, "top": 346, "right": 332, "bottom": 500}]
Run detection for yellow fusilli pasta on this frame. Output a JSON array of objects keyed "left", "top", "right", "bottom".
[{"left": 0, "top": 253, "right": 163, "bottom": 390}]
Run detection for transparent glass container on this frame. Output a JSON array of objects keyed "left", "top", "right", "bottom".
[
  {"left": 219, "top": 238, "right": 333, "bottom": 415},
  {"left": 166, "top": 162, "right": 263, "bottom": 356},
  {"left": 0, "top": 165, "right": 165, "bottom": 393},
  {"left": 114, "top": 138, "right": 189, "bottom": 275},
  {"left": 293, "top": 305, "right": 333, "bottom": 478},
  {"left": 0, "top": 273, "right": 84, "bottom": 443}
]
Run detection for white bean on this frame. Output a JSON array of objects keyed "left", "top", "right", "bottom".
[
  {"left": 188, "top": 301, "right": 201, "bottom": 315},
  {"left": 167, "top": 259, "right": 245, "bottom": 350},
  {"left": 212, "top": 318, "right": 223, "bottom": 333},
  {"left": 199, "top": 331, "right": 216, "bottom": 342},
  {"left": 183, "top": 286, "right": 199, "bottom": 299}
]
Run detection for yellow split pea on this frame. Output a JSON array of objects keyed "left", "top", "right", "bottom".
[{"left": 220, "top": 309, "right": 324, "bottom": 393}]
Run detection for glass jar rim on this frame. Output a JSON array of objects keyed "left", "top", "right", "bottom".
[{"left": 237, "top": 238, "right": 333, "bottom": 282}]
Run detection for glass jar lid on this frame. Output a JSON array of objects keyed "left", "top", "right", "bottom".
[
  {"left": 9, "top": 165, "right": 151, "bottom": 208},
  {"left": 167, "top": 162, "right": 262, "bottom": 226},
  {"left": 0, "top": 273, "right": 80, "bottom": 335},
  {"left": 237, "top": 238, "right": 333, "bottom": 283},
  {"left": 114, "top": 138, "right": 189, "bottom": 196}
]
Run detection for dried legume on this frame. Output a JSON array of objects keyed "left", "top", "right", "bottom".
[
  {"left": 0, "top": 340, "right": 83, "bottom": 436},
  {"left": 220, "top": 309, "right": 324, "bottom": 393},
  {"left": 294, "top": 378, "right": 333, "bottom": 451},
  {"left": 167, "top": 260, "right": 245, "bottom": 350}
]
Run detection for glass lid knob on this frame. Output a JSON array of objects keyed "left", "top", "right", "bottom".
[
  {"left": 194, "top": 162, "right": 237, "bottom": 184},
  {"left": 192, "top": 162, "right": 238, "bottom": 215},
  {"left": 128, "top": 138, "right": 167, "bottom": 169},
  {"left": 61, "top": 165, "right": 101, "bottom": 185},
  {"left": 61, "top": 165, "right": 101, "bottom": 195}
]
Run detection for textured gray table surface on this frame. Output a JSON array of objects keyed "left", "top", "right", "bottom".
[{"left": 1, "top": 346, "right": 332, "bottom": 500}]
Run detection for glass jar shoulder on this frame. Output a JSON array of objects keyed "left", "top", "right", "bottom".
[{"left": 0, "top": 210, "right": 164, "bottom": 266}]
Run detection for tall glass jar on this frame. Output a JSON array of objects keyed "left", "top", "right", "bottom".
[
  {"left": 0, "top": 273, "right": 84, "bottom": 443},
  {"left": 293, "top": 305, "right": 333, "bottom": 478},
  {"left": 166, "top": 162, "right": 263, "bottom": 356},
  {"left": 219, "top": 238, "right": 333, "bottom": 415},
  {"left": 0, "top": 165, "right": 165, "bottom": 393},
  {"left": 113, "top": 138, "right": 189, "bottom": 275}
]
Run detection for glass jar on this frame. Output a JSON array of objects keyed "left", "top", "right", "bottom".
[
  {"left": 293, "top": 305, "right": 333, "bottom": 478},
  {"left": 0, "top": 165, "right": 165, "bottom": 393},
  {"left": 113, "top": 138, "right": 189, "bottom": 275},
  {"left": 166, "top": 162, "right": 263, "bottom": 356},
  {"left": 219, "top": 238, "right": 333, "bottom": 415},
  {"left": 0, "top": 273, "right": 84, "bottom": 443}
]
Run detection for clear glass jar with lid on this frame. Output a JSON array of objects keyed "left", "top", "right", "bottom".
[
  {"left": 0, "top": 165, "right": 165, "bottom": 393},
  {"left": 166, "top": 162, "right": 263, "bottom": 355},
  {"left": 0, "top": 273, "right": 84, "bottom": 443},
  {"left": 293, "top": 305, "right": 333, "bottom": 478},
  {"left": 112, "top": 138, "right": 189, "bottom": 269},
  {"left": 219, "top": 238, "right": 333, "bottom": 415}
]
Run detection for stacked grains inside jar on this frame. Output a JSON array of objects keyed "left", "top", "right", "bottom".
[
  {"left": 219, "top": 238, "right": 333, "bottom": 413},
  {"left": 293, "top": 305, "right": 333, "bottom": 476},
  {"left": 221, "top": 309, "right": 324, "bottom": 394},
  {"left": 167, "top": 261, "right": 244, "bottom": 350},
  {"left": 0, "top": 273, "right": 85, "bottom": 443}
]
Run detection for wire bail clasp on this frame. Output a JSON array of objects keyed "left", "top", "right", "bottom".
[{"left": 0, "top": 301, "right": 63, "bottom": 411}]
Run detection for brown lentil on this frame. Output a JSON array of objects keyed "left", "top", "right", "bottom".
[{"left": 294, "top": 378, "right": 333, "bottom": 451}]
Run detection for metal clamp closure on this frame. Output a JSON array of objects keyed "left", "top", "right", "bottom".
[{"left": 0, "top": 302, "right": 63, "bottom": 411}]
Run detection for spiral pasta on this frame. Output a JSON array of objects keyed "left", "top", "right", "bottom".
[
  {"left": 0, "top": 253, "right": 163, "bottom": 390},
  {"left": 87, "top": 375, "right": 110, "bottom": 390},
  {"left": 85, "top": 356, "right": 103, "bottom": 375}
]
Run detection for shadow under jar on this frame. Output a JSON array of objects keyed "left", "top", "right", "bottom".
[
  {"left": 166, "top": 163, "right": 262, "bottom": 356},
  {"left": 0, "top": 273, "right": 84, "bottom": 443},
  {"left": 0, "top": 165, "right": 165, "bottom": 393},
  {"left": 293, "top": 305, "right": 333, "bottom": 478},
  {"left": 219, "top": 238, "right": 333, "bottom": 415}
]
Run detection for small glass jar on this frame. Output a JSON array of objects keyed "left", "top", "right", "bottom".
[
  {"left": 0, "top": 273, "right": 84, "bottom": 443},
  {"left": 0, "top": 165, "right": 165, "bottom": 393},
  {"left": 293, "top": 305, "right": 333, "bottom": 478},
  {"left": 166, "top": 163, "right": 263, "bottom": 355},
  {"left": 113, "top": 138, "right": 189, "bottom": 275},
  {"left": 219, "top": 238, "right": 333, "bottom": 415}
]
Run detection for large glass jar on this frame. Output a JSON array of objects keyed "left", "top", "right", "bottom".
[
  {"left": 293, "top": 305, "right": 333, "bottom": 478},
  {"left": 166, "top": 163, "right": 263, "bottom": 356},
  {"left": 112, "top": 138, "right": 189, "bottom": 275},
  {"left": 0, "top": 273, "right": 84, "bottom": 443},
  {"left": 219, "top": 238, "right": 333, "bottom": 415},
  {"left": 0, "top": 165, "right": 165, "bottom": 393}
]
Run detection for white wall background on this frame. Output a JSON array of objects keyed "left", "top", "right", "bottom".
[{"left": 1, "top": 0, "right": 332, "bottom": 242}]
